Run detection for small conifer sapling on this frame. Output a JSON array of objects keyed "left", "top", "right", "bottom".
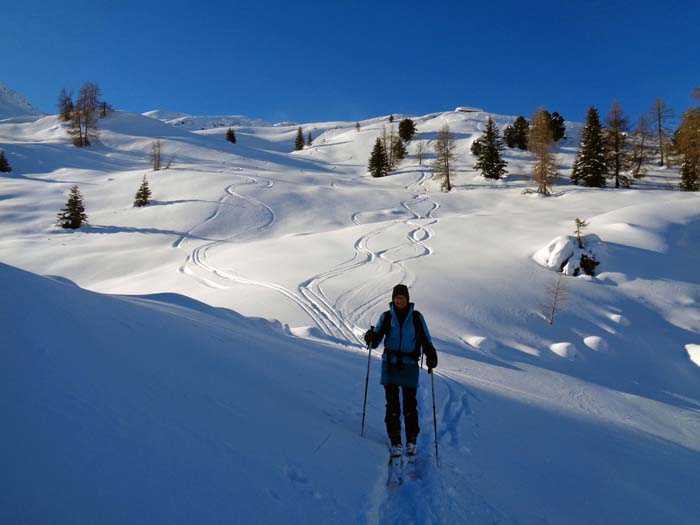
[
  {"left": 57, "top": 185, "right": 88, "bottom": 229},
  {"left": 295, "top": 127, "right": 305, "bottom": 151},
  {"left": 574, "top": 218, "right": 589, "bottom": 248},
  {"left": 134, "top": 175, "right": 152, "bottom": 207}
]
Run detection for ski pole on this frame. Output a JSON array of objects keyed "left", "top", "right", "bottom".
[
  {"left": 360, "top": 326, "right": 373, "bottom": 437},
  {"left": 430, "top": 368, "right": 440, "bottom": 467}
]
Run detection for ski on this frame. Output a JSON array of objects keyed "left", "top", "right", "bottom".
[
  {"left": 404, "top": 454, "right": 417, "bottom": 480},
  {"left": 404, "top": 443, "right": 417, "bottom": 480},
  {"left": 386, "top": 451, "right": 403, "bottom": 488}
]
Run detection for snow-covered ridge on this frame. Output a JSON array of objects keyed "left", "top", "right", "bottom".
[
  {"left": 143, "top": 109, "right": 274, "bottom": 129},
  {"left": 0, "top": 82, "right": 42, "bottom": 119}
]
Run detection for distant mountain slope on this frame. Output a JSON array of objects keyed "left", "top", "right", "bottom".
[{"left": 0, "top": 82, "right": 42, "bottom": 119}]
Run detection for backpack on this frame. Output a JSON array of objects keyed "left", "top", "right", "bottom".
[{"left": 376, "top": 309, "right": 428, "bottom": 363}]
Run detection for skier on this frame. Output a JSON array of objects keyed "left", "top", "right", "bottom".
[{"left": 364, "top": 284, "right": 438, "bottom": 484}]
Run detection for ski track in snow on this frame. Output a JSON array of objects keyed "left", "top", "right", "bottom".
[
  {"left": 176, "top": 168, "right": 440, "bottom": 348},
  {"left": 363, "top": 369, "right": 505, "bottom": 525}
]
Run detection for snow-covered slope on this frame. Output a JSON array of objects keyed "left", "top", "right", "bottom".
[
  {"left": 144, "top": 109, "right": 273, "bottom": 129},
  {"left": 0, "top": 82, "right": 42, "bottom": 119},
  {"left": 2, "top": 98, "right": 700, "bottom": 524},
  {"left": 0, "top": 262, "right": 384, "bottom": 524}
]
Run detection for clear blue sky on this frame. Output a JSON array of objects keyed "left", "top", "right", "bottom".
[{"left": 3, "top": 0, "right": 698, "bottom": 124}]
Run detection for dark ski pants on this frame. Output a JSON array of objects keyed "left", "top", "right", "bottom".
[{"left": 384, "top": 384, "right": 419, "bottom": 446}]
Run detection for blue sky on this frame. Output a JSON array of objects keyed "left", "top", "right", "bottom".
[{"left": 3, "top": 0, "right": 698, "bottom": 125}]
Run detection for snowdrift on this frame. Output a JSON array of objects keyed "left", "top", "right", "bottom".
[{"left": 0, "top": 262, "right": 390, "bottom": 524}]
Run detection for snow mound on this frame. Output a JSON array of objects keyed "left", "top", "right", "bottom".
[
  {"left": 686, "top": 344, "right": 700, "bottom": 368},
  {"left": 534, "top": 235, "right": 574, "bottom": 271},
  {"left": 534, "top": 235, "right": 600, "bottom": 276},
  {"left": 0, "top": 82, "right": 42, "bottom": 119},
  {"left": 583, "top": 336, "right": 608, "bottom": 352},
  {"left": 550, "top": 342, "right": 578, "bottom": 359}
]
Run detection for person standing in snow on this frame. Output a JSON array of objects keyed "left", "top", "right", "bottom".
[{"left": 364, "top": 284, "right": 438, "bottom": 465}]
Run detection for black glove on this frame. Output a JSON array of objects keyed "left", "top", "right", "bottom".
[
  {"left": 364, "top": 329, "right": 376, "bottom": 346},
  {"left": 425, "top": 344, "right": 438, "bottom": 370}
]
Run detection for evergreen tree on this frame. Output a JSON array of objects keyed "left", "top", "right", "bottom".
[
  {"left": 550, "top": 112, "right": 566, "bottom": 141},
  {"left": 57, "top": 185, "right": 87, "bottom": 229},
  {"left": 504, "top": 116, "right": 529, "bottom": 149},
  {"left": 471, "top": 136, "right": 485, "bottom": 158},
  {"left": 434, "top": 125, "right": 456, "bottom": 191},
  {"left": 529, "top": 109, "right": 558, "bottom": 195},
  {"left": 134, "top": 175, "right": 152, "bottom": 207},
  {"left": 294, "top": 127, "right": 304, "bottom": 151},
  {"left": 676, "top": 98, "right": 700, "bottom": 191},
  {"left": 389, "top": 114, "right": 394, "bottom": 123},
  {"left": 604, "top": 100, "right": 632, "bottom": 188},
  {"left": 226, "top": 128, "right": 237, "bottom": 144},
  {"left": 307, "top": 131, "right": 313, "bottom": 146},
  {"left": 398, "top": 118, "right": 417, "bottom": 142},
  {"left": 0, "top": 151, "right": 11, "bottom": 173},
  {"left": 571, "top": 106, "right": 607, "bottom": 187},
  {"left": 355, "top": 121, "right": 361, "bottom": 132},
  {"left": 473, "top": 117, "right": 508, "bottom": 179},
  {"left": 368, "top": 138, "right": 389, "bottom": 178}
]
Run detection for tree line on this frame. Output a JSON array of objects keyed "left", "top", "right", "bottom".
[{"left": 424, "top": 90, "right": 699, "bottom": 194}]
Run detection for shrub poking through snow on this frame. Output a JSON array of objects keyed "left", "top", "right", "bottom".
[
  {"left": 545, "top": 272, "right": 569, "bottom": 325},
  {"left": 0, "top": 151, "right": 11, "bottom": 173}
]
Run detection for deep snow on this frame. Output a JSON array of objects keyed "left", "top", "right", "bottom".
[{"left": 2, "top": 94, "right": 700, "bottom": 524}]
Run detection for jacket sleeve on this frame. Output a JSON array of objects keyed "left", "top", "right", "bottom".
[
  {"left": 418, "top": 313, "right": 433, "bottom": 345},
  {"left": 418, "top": 313, "right": 437, "bottom": 361}
]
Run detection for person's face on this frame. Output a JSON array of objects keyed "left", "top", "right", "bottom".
[{"left": 393, "top": 295, "right": 408, "bottom": 310}]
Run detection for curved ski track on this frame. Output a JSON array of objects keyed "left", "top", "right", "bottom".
[{"left": 177, "top": 168, "right": 440, "bottom": 348}]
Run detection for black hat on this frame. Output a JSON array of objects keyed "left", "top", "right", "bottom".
[{"left": 392, "top": 284, "right": 410, "bottom": 300}]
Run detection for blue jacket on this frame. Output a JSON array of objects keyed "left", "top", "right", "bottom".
[{"left": 375, "top": 303, "right": 433, "bottom": 388}]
